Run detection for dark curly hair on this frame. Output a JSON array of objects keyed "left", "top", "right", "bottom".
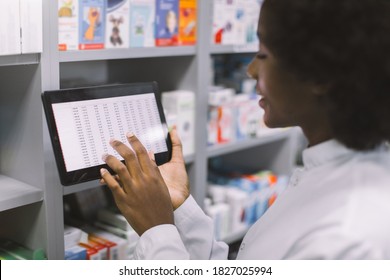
[{"left": 261, "top": 0, "right": 390, "bottom": 150}]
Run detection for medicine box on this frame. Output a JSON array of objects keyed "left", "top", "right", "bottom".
[
  {"left": 155, "top": 0, "right": 179, "bottom": 46},
  {"left": 162, "top": 90, "right": 195, "bottom": 156},
  {"left": 58, "top": 0, "right": 79, "bottom": 51},
  {"left": 105, "top": 0, "right": 130, "bottom": 48},
  {"left": 129, "top": 0, "right": 156, "bottom": 47}
]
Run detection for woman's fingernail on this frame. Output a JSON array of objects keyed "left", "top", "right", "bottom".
[
  {"left": 100, "top": 168, "right": 108, "bottom": 176},
  {"left": 109, "top": 138, "right": 117, "bottom": 146},
  {"left": 126, "top": 132, "right": 134, "bottom": 138},
  {"left": 102, "top": 153, "right": 109, "bottom": 162}
]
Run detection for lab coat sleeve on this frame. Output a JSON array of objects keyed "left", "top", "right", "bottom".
[
  {"left": 174, "top": 195, "right": 229, "bottom": 260},
  {"left": 133, "top": 224, "right": 190, "bottom": 260},
  {"left": 133, "top": 195, "right": 228, "bottom": 260},
  {"left": 284, "top": 228, "right": 386, "bottom": 259}
]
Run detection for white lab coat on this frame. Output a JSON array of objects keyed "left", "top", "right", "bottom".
[{"left": 133, "top": 140, "right": 390, "bottom": 259}]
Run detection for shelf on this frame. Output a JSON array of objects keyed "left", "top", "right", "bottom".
[
  {"left": 222, "top": 227, "right": 248, "bottom": 244},
  {"left": 210, "top": 44, "right": 258, "bottom": 55},
  {"left": 63, "top": 180, "right": 102, "bottom": 196},
  {"left": 59, "top": 46, "right": 197, "bottom": 63},
  {"left": 0, "top": 175, "right": 43, "bottom": 212},
  {"left": 207, "top": 129, "right": 291, "bottom": 158},
  {"left": 0, "top": 54, "right": 40, "bottom": 67}
]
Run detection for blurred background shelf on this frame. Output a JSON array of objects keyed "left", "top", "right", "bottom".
[
  {"left": 0, "top": 0, "right": 300, "bottom": 259},
  {"left": 63, "top": 181, "right": 101, "bottom": 196},
  {"left": 0, "top": 175, "right": 43, "bottom": 212},
  {"left": 59, "top": 46, "right": 197, "bottom": 63},
  {"left": 0, "top": 54, "right": 40, "bottom": 67},
  {"left": 207, "top": 129, "right": 292, "bottom": 159},
  {"left": 210, "top": 44, "right": 258, "bottom": 55}
]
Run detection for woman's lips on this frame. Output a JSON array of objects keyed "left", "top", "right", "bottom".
[{"left": 259, "top": 97, "right": 266, "bottom": 108}]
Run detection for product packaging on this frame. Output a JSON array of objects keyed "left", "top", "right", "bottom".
[
  {"left": 105, "top": 0, "right": 130, "bottom": 48},
  {"left": 155, "top": 0, "right": 179, "bottom": 46},
  {"left": 58, "top": 0, "right": 79, "bottom": 51},
  {"left": 178, "top": 0, "right": 197, "bottom": 45},
  {"left": 79, "top": 0, "right": 105, "bottom": 50},
  {"left": 162, "top": 90, "right": 195, "bottom": 156},
  {"left": 129, "top": 0, "right": 156, "bottom": 47}
]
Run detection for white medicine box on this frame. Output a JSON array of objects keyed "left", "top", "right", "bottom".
[{"left": 162, "top": 90, "right": 195, "bottom": 157}]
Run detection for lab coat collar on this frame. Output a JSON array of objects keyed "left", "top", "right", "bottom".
[
  {"left": 302, "top": 139, "right": 353, "bottom": 170},
  {"left": 302, "top": 140, "right": 389, "bottom": 170}
]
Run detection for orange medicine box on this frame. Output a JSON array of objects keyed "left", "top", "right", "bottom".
[
  {"left": 88, "top": 234, "right": 120, "bottom": 260},
  {"left": 179, "top": 0, "right": 197, "bottom": 45},
  {"left": 78, "top": 243, "right": 101, "bottom": 260}
]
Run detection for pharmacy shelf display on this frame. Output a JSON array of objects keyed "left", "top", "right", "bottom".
[
  {"left": 0, "top": 0, "right": 297, "bottom": 259},
  {"left": 207, "top": 130, "right": 292, "bottom": 159}
]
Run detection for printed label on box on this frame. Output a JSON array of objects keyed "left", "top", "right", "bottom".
[
  {"left": 130, "top": 0, "right": 156, "bottom": 47},
  {"left": 79, "top": 0, "right": 105, "bottom": 50},
  {"left": 105, "top": 0, "right": 130, "bottom": 48},
  {"left": 155, "top": 0, "right": 179, "bottom": 46},
  {"left": 178, "top": 0, "right": 197, "bottom": 46},
  {"left": 58, "top": 0, "right": 79, "bottom": 51}
]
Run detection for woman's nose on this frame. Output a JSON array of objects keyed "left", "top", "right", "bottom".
[{"left": 247, "top": 57, "right": 259, "bottom": 80}]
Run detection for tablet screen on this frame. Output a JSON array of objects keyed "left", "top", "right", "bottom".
[
  {"left": 42, "top": 82, "right": 172, "bottom": 186},
  {"left": 52, "top": 93, "right": 167, "bottom": 172}
]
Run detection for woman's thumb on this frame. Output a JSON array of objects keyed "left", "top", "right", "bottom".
[{"left": 170, "top": 126, "right": 184, "bottom": 160}]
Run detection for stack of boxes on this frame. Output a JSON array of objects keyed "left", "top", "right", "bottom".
[
  {"left": 208, "top": 86, "right": 278, "bottom": 147},
  {"left": 64, "top": 207, "right": 139, "bottom": 260},
  {"left": 205, "top": 171, "right": 288, "bottom": 240},
  {"left": 212, "top": 0, "right": 263, "bottom": 47},
  {"left": 63, "top": 187, "right": 139, "bottom": 260},
  {"left": 162, "top": 90, "right": 195, "bottom": 157},
  {"left": 58, "top": 0, "right": 197, "bottom": 51}
]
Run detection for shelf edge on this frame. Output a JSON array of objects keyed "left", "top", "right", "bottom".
[
  {"left": 207, "top": 129, "right": 291, "bottom": 158},
  {"left": 0, "top": 54, "right": 40, "bottom": 67},
  {"left": 210, "top": 44, "right": 258, "bottom": 55},
  {"left": 63, "top": 180, "right": 102, "bottom": 196},
  {"left": 59, "top": 46, "right": 197, "bottom": 63},
  {"left": 0, "top": 175, "right": 44, "bottom": 212}
]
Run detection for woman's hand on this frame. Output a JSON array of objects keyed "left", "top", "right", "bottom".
[
  {"left": 156, "top": 127, "right": 190, "bottom": 210},
  {"left": 100, "top": 133, "right": 174, "bottom": 236}
]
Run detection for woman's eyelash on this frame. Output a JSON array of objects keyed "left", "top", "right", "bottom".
[{"left": 257, "top": 53, "right": 267, "bottom": 59}]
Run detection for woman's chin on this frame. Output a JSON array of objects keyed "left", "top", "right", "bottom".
[{"left": 263, "top": 114, "right": 286, "bottom": 129}]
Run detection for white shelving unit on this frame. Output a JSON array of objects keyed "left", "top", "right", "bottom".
[
  {"left": 0, "top": 54, "right": 40, "bottom": 67},
  {"left": 59, "top": 46, "right": 197, "bottom": 62},
  {"left": 210, "top": 44, "right": 259, "bottom": 55},
  {"left": 0, "top": 176, "right": 43, "bottom": 212},
  {"left": 0, "top": 0, "right": 298, "bottom": 259},
  {"left": 207, "top": 130, "right": 292, "bottom": 158}
]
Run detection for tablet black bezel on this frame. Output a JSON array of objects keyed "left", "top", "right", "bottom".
[{"left": 42, "top": 82, "right": 172, "bottom": 186}]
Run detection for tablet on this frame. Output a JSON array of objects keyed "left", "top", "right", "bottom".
[{"left": 42, "top": 82, "right": 172, "bottom": 186}]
